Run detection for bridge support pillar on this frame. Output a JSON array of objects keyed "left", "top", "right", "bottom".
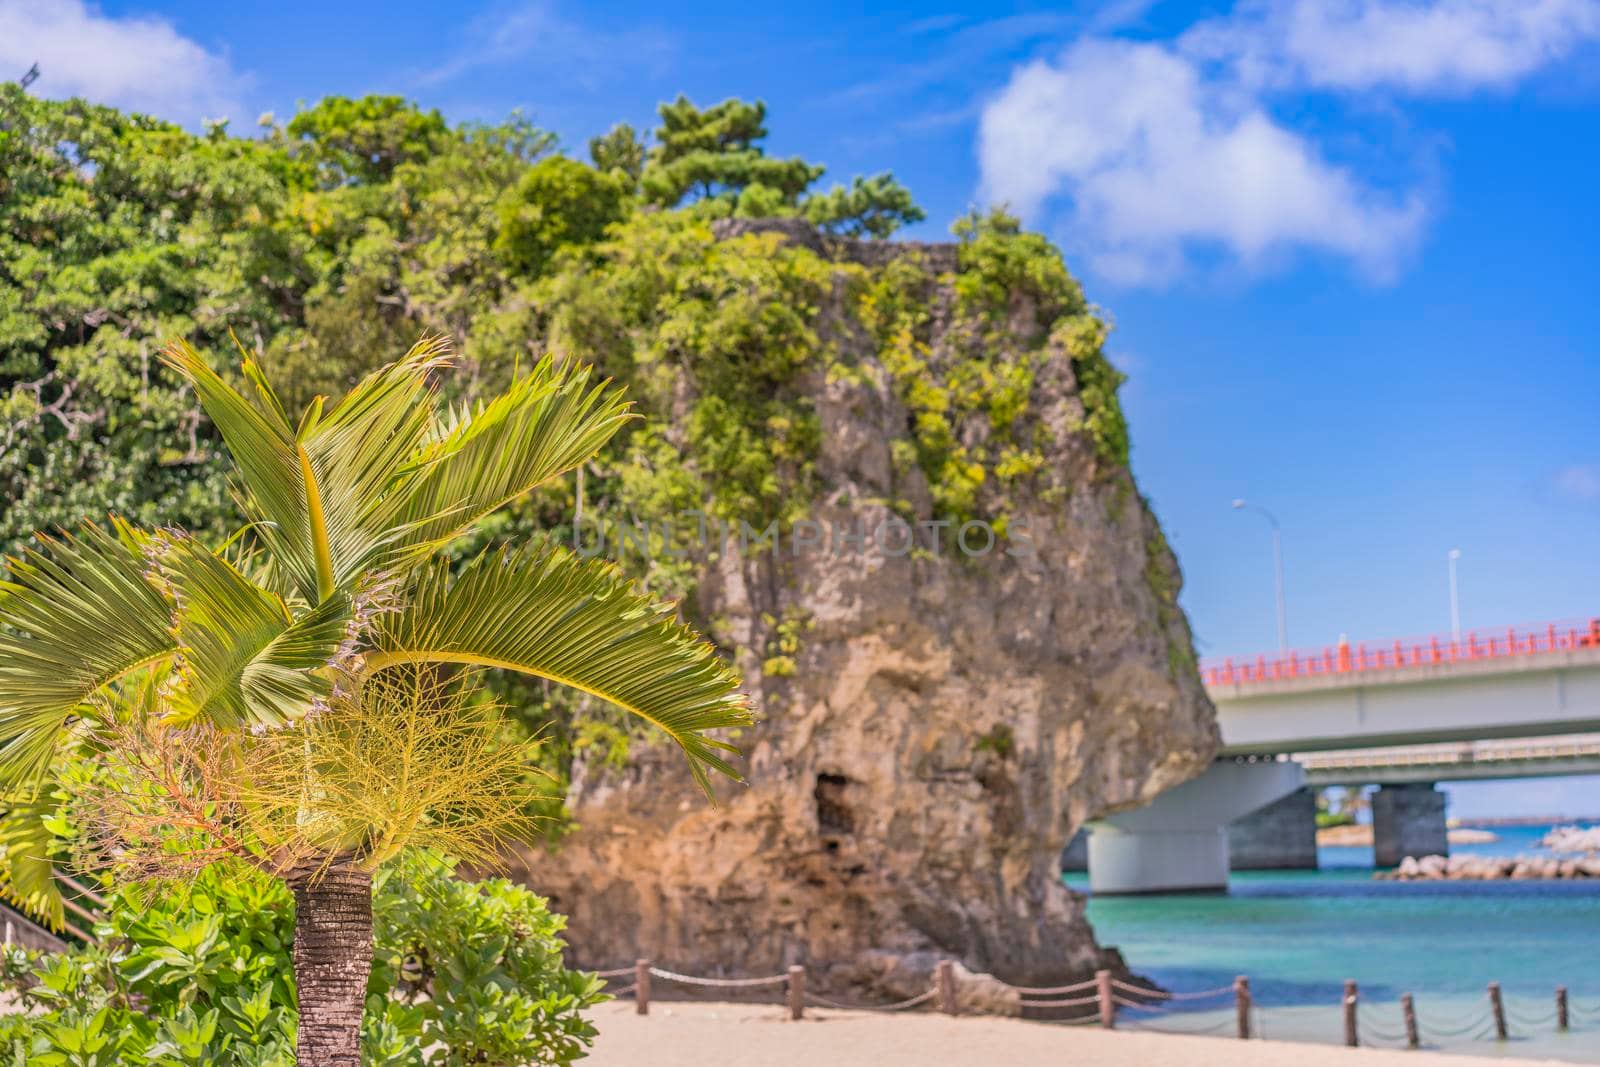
[
  {"left": 1372, "top": 783, "right": 1448, "bottom": 867},
  {"left": 1086, "top": 760, "right": 1305, "bottom": 894},
  {"left": 1088, "top": 824, "right": 1231, "bottom": 894},
  {"left": 1228, "top": 788, "right": 1319, "bottom": 870},
  {"left": 1060, "top": 829, "right": 1089, "bottom": 872}
]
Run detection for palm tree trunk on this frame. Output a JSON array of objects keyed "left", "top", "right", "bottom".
[{"left": 289, "top": 857, "right": 372, "bottom": 1067}]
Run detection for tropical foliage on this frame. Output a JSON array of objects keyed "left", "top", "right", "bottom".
[
  {"left": 0, "top": 331, "right": 750, "bottom": 1062},
  {"left": 0, "top": 851, "right": 603, "bottom": 1066}
]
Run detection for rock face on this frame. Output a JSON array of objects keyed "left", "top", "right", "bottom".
[{"left": 523, "top": 221, "right": 1219, "bottom": 995}]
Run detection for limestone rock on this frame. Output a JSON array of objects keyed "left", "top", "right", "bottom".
[
  {"left": 520, "top": 222, "right": 1218, "bottom": 994},
  {"left": 951, "top": 961, "right": 1024, "bottom": 1017},
  {"left": 1380, "top": 853, "right": 1598, "bottom": 881}
]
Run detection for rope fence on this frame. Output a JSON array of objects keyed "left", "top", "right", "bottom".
[
  {"left": 804, "top": 988, "right": 940, "bottom": 1013},
  {"left": 591, "top": 958, "right": 1598, "bottom": 1049}
]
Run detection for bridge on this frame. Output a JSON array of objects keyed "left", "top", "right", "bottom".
[
  {"left": 1075, "top": 618, "right": 1600, "bottom": 894},
  {"left": 1297, "top": 734, "right": 1600, "bottom": 786}
]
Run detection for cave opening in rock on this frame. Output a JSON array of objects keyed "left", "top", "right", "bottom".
[{"left": 814, "top": 772, "right": 854, "bottom": 836}]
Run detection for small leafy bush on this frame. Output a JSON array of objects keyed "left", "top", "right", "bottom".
[
  {"left": 0, "top": 853, "right": 604, "bottom": 1065},
  {"left": 368, "top": 851, "right": 605, "bottom": 1066}
]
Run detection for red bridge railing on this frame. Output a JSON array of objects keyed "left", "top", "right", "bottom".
[{"left": 1201, "top": 618, "right": 1600, "bottom": 688}]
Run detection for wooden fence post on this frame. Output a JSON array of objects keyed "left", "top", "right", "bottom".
[
  {"left": 1488, "top": 982, "right": 1506, "bottom": 1040},
  {"left": 1401, "top": 993, "right": 1418, "bottom": 1049},
  {"left": 1096, "top": 970, "right": 1115, "bottom": 1030},
  {"left": 1234, "top": 976, "right": 1251, "bottom": 1039},
  {"left": 1343, "top": 980, "right": 1358, "bottom": 1047},
  {"left": 937, "top": 959, "right": 957, "bottom": 1016},
  {"left": 635, "top": 959, "right": 651, "bottom": 1016},
  {"left": 788, "top": 965, "right": 805, "bottom": 1021},
  {"left": 1557, "top": 986, "right": 1569, "bottom": 1031}
]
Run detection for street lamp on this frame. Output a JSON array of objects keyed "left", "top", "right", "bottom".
[
  {"left": 1448, "top": 549, "right": 1462, "bottom": 641},
  {"left": 1233, "top": 499, "right": 1288, "bottom": 653}
]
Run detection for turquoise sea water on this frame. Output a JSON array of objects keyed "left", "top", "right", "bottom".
[{"left": 1066, "top": 830, "right": 1600, "bottom": 1061}]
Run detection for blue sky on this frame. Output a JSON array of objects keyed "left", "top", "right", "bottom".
[{"left": 5, "top": 1, "right": 1599, "bottom": 815}]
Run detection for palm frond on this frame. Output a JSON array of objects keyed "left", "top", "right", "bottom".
[
  {"left": 0, "top": 788, "right": 67, "bottom": 929},
  {"left": 161, "top": 340, "right": 322, "bottom": 600},
  {"left": 392, "top": 355, "right": 635, "bottom": 555},
  {"left": 298, "top": 336, "right": 450, "bottom": 591},
  {"left": 0, "top": 523, "right": 175, "bottom": 785},
  {"left": 149, "top": 533, "right": 343, "bottom": 728},
  {"left": 364, "top": 546, "right": 752, "bottom": 797}
]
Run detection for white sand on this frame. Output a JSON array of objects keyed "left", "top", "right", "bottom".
[{"left": 583, "top": 1000, "right": 1564, "bottom": 1066}]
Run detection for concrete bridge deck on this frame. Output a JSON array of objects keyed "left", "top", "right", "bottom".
[
  {"left": 1298, "top": 733, "right": 1600, "bottom": 786},
  {"left": 1211, "top": 642, "right": 1600, "bottom": 755}
]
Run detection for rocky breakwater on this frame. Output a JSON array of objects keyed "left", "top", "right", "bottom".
[
  {"left": 1378, "top": 854, "right": 1600, "bottom": 880},
  {"left": 517, "top": 216, "right": 1218, "bottom": 1001}
]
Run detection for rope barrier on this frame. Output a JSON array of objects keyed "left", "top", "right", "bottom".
[
  {"left": 1110, "top": 979, "right": 1234, "bottom": 1001},
  {"left": 1113, "top": 996, "right": 1203, "bottom": 1013},
  {"left": 1003, "top": 977, "right": 1098, "bottom": 996},
  {"left": 1355, "top": 1007, "right": 1410, "bottom": 1044},
  {"left": 1018, "top": 993, "right": 1100, "bottom": 1009},
  {"left": 1166, "top": 987, "right": 1237, "bottom": 1001},
  {"left": 1122, "top": 1014, "right": 1239, "bottom": 1036},
  {"left": 585, "top": 955, "right": 1597, "bottom": 1052},
  {"left": 1411, "top": 1003, "right": 1491, "bottom": 1030},
  {"left": 1503, "top": 1006, "right": 1556, "bottom": 1027},
  {"left": 803, "top": 988, "right": 939, "bottom": 1013},
  {"left": 1420, "top": 1018, "right": 1499, "bottom": 1041},
  {"left": 1113, "top": 998, "right": 1235, "bottom": 1017},
  {"left": 1469, "top": 1022, "right": 1501, "bottom": 1042},
  {"left": 1417, "top": 1015, "right": 1494, "bottom": 1038},
  {"left": 648, "top": 966, "right": 788, "bottom": 988}
]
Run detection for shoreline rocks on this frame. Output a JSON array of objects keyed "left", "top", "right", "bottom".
[
  {"left": 1543, "top": 825, "right": 1600, "bottom": 852},
  {"left": 1376, "top": 853, "right": 1600, "bottom": 881}
]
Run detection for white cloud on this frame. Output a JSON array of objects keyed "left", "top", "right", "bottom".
[
  {"left": 1188, "top": 0, "right": 1600, "bottom": 94},
  {"left": 979, "top": 40, "right": 1425, "bottom": 283},
  {"left": 978, "top": 0, "right": 1599, "bottom": 284},
  {"left": 1555, "top": 464, "right": 1600, "bottom": 500},
  {"left": 0, "top": 0, "right": 249, "bottom": 124}
]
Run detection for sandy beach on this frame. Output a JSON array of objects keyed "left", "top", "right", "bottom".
[{"left": 583, "top": 1000, "right": 1565, "bottom": 1067}]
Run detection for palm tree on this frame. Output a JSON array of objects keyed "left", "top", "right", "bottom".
[{"left": 0, "top": 338, "right": 751, "bottom": 1066}]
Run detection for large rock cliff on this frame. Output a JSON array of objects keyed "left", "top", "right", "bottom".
[{"left": 520, "top": 217, "right": 1218, "bottom": 995}]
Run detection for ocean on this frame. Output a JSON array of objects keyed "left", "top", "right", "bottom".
[{"left": 1065, "top": 826, "right": 1600, "bottom": 1061}]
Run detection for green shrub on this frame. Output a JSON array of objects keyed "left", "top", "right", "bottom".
[
  {"left": 369, "top": 852, "right": 605, "bottom": 1065},
  {"left": 0, "top": 853, "right": 603, "bottom": 1065},
  {"left": 494, "top": 156, "right": 631, "bottom": 277}
]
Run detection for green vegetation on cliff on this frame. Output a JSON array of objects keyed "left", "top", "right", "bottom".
[{"left": 0, "top": 83, "right": 1137, "bottom": 821}]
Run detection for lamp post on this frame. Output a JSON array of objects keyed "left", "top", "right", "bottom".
[
  {"left": 1233, "top": 499, "right": 1287, "bottom": 653},
  {"left": 1448, "top": 549, "right": 1461, "bottom": 642}
]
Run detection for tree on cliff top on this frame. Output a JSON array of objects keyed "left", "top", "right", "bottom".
[
  {"left": 285, "top": 95, "right": 453, "bottom": 185},
  {"left": 588, "top": 122, "right": 648, "bottom": 184},
  {"left": 0, "top": 338, "right": 751, "bottom": 1065},
  {"left": 640, "top": 95, "right": 924, "bottom": 235},
  {"left": 642, "top": 96, "right": 819, "bottom": 208}
]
